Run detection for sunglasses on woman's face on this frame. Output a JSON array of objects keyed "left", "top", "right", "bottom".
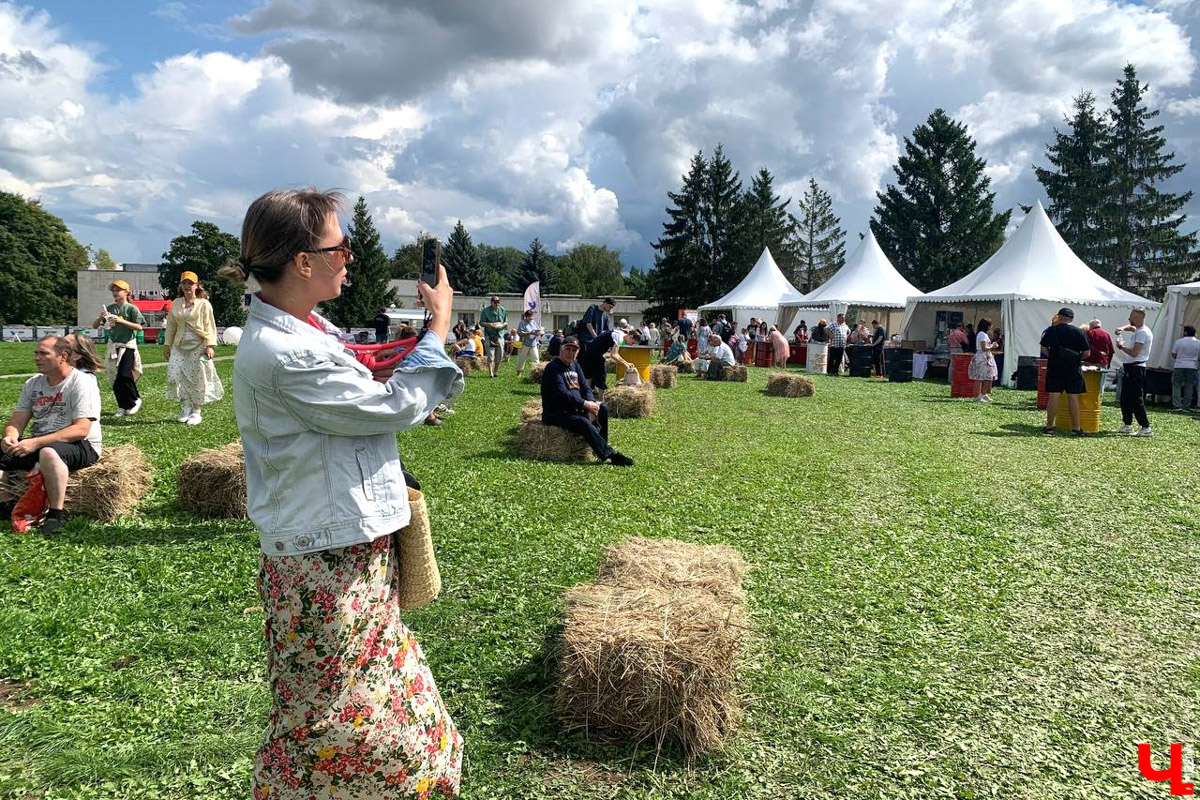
[{"left": 304, "top": 236, "right": 354, "bottom": 260}]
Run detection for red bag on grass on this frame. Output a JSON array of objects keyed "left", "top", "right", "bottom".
[{"left": 11, "top": 472, "right": 48, "bottom": 532}]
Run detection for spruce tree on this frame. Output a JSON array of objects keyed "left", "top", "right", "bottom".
[
  {"left": 443, "top": 220, "right": 487, "bottom": 296},
  {"left": 1102, "top": 63, "right": 1196, "bottom": 296},
  {"left": 871, "top": 109, "right": 1010, "bottom": 291},
  {"left": 649, "top": 151, "right": 709, "bottom": 311},
  {"left": 790, "top": 177, "right": 845, "bottom": 293},
  {"left": 323, "top": 196, "right": 397, "bottom": 328},
  {"left": 518, "top": 238, "right": 555, "bottom": 291},
  {"left": 737, "top": 168, "right": 798, "bottom": 279},
  {"left": 1034, "top": 92, "right": 1110, "bottom": 270},
  {"left": 703, "top": 144, "right": 745, "bottom": 299}
]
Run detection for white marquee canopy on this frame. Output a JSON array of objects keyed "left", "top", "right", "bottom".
[
  {"left": 778, "top": 229, "right": 922, "bottom": 333},
  {"left": 1149, "top": 280, "right": 1200, "bottom": 369},
  {"left": 900, "top": 202, "right": 1158, "bottom": 386},
  {"left": 698, "top": 247, "right": 805, "bottom": 326}
]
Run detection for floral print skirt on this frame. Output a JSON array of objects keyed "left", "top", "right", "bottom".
[
  {"left": 254, "top": 536, "right": 463, "bottom": 799},
  {"left": 968, "top": 350, "right": 997, "bottom": 381},
  {"left": 166, "top": 347, "right": 224, "bottom": 408}
]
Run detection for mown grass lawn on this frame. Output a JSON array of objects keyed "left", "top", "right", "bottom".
[
  {"left": 0, "top": 348, "right": 1198, "bottom": 799},
  {"left": 0, "top": 343, "right": 238, "bottom": 378}
]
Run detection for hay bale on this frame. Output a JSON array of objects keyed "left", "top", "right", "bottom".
[
  {"left": 649, "top": 364, "right": 678, "bottom": 388},
  {"left": 604, "top": 385, "right": 657, "bottom": 418},
  {"left": 556, "top": 583, "right": 745, "bottom": 756},
  {"left": 527, "top": 361, "right": 548, "bottom": 384},
  {"left": 723, "top": 365, "right": 748, "bottom": 382},
  {"left": 597, "top": 536, "right": 745, "bottom": 605},
  {"left": 765, "top": 372, "right": 815, "bottom": 397},
  {"left": 454, "top": 357, "right": 478, "bottom": 374},
  {"left": 517, "top": 420, "right": 599, "bottom": 463},
  {"left": 520, "top": 400, "right": 543, "bottom": 423},
  {"left": 0, "top": 444, "right": 154, "bottom": 520},
  {"left": 675, "top": 359, "right": 695, "bottom": 374},
  {"left": 177, "top": 441, "right": 247, "bottom": 518}
]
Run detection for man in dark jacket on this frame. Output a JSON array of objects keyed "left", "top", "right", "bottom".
[
  {"left": 372, "top": 309, "right": 391, "bottom": 343},
  {"left": 541, "top": 336, "right": 633, "bottom": 466}
]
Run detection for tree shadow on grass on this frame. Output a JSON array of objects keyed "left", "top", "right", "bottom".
[{"left": 972, "top": 423, "right": 1116, "bottom": 438}]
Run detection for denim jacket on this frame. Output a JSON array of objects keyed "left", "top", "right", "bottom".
[{"left": 234, "top": 295, "right": 463, "bottom": 556}]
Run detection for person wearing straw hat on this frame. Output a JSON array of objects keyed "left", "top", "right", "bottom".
[
  {"left": 92, "top": 279, "right": 145, "bottom": 417},
  {"left": 162, "top": 271, "right": 222, "bottom": 425},
  {"left": 219, "top": 189, "right": 464, "bottom": 799}
]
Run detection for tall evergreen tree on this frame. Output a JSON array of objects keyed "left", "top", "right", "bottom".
[
  {"left": 322, "top": 197, "right": 397, "bottom": 328},
  {"left": 0, "top": 192, "right": 88, "bottom": 325},
  {"left": 518, "top": 238, "right": 555, "bottom": 291},
  {"left": 790, "top": 178, "right": 845, "bottom": 293},
  {"left": 737, "top": 168, "right": 797, "bottom": 279},
  {"left": 871, "top": 109, "right": 1010, "bottom": 291},
  {"left": 1034, "top": 92, "right": 1110, "bottom": 270},
  {"left": 159, "top": 221, "right": 244, "bottom": 326},
  {"left": 703, "top": 144, "right": 745, "bottom": 298},
  {"left": 477, "top": 243, "right": 524, "bottom": 293},
  {"left": 1101, "top": 63, "right": 1196, "bottom": 296},
  {"left": 443, "top": 220, "right": 487, "bottom": 296},
  {"left": 390, "top": 232, "right": 432, "bottom": 282},
  {"left": 649, "top": 151, "right": 709, "bottom": 312}
]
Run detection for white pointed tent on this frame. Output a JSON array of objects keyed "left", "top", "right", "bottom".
[
  {"left": 1149, "top": 280, "right": 1200, "bottom": 369},
  {"left": 778, "top": 229, "right": 923, "bottom": 334},
  {"left": 900, "top": 202, "right": 1158, "bottom": 387},
  {"left": 697, "top": 247, "right": 805, "bottom": 326}
]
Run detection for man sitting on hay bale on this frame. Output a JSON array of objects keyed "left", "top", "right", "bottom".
[
  {"left": 541, "top": 336, "right": 634, "bottom": 466},
  {"left": 0, "top": 336, "right": 102, "bottom": 535},
  {"left": 695, "top": 333, "right": 737, "bottom": 380}
]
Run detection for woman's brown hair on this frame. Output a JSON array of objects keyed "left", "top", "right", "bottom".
[{"left": 218, "top": 188, "right": 345, "bottom": 287}]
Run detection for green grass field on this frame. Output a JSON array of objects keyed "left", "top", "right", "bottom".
[
  {"left": 0, "top": 343, "right": 239, "bottom": 379},
  {"left": 0, "top": 344, "right": 1197, "bottom": 799}
]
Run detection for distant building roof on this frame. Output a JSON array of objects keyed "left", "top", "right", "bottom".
[{"left": 120, "top": 263, "right": 159, "bottom": 272}]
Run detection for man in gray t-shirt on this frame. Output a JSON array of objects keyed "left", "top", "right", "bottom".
[{"left": 1, "top": 336, "right": 103, "bottom": 534}]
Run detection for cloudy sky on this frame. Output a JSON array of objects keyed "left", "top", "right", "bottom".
[{"left": 3, "top": 0, "right": 1200, "bottom": 273}]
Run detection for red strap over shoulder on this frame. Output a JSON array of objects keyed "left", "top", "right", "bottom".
[{"left": 344, "top": 336, "right": 420, "bottom": 371}]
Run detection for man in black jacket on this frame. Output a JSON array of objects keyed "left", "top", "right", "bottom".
[{"left": 541, "top": 336, "right": 634, "bottom": 466}]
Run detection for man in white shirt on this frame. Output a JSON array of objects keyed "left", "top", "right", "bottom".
[
  {"left": 0, "top": 336, "right": 103, "bottom": 535},
  {"left": 1170, "top": 324, "right": 1199, "bottom": 411},
  {"left": 1114, "top": 307, "right": 1154, "bottom": 436},
  {"left": 697, "top": 333, "right": 736, "bottom": 379}
]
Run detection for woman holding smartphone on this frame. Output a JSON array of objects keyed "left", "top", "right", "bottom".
[{"left": 221, "top": 189, "right": 464, "bottom": 799}]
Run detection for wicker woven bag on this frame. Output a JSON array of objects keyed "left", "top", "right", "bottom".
[{"left": 395, "top": 488, "right": 442, "bottom": 609}]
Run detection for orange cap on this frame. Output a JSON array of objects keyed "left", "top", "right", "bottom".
[
  {"left": 110, "top": 279, "right": 131, "bottom": 292},
  {"left": 179, "top": 271, "right": 199, "bottom": 284}
]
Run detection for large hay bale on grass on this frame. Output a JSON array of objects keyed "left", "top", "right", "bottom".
[
  {"left": 723, "top": 365, "right": 748, "bottom": 382},
  {"left": 0, "top": 444, "right": 153, "bottom": 521},
  {"left": 177, "top": 442, "right": 247, "bottom": 518},
  {"left": 455, "top": 357, "right": 478, "bottom": 374},
  {"left": 765, "top": 372, "right": 815, "bottom": 397},
  {"left": 597, "top": 536, "right": 745, "bottom": 604},
  {"left": 675, "top": 359, "right": 695, "bottom": 374},
  {"left": 527, "top": 361, "right": 548, "bottom": 384},
  {"left": 520, "top": 400, "right": 543, "bottom": 423},
  {"left": 649, "top": 364, "right": 678, "bottom": 388},
  {"left": 604, "top": 385, "right": 657, "bottom": 418},
  {"left": 556, "top": 583, "right": 745, "bottom": 756},
  {"left": 517, "top": 420, "right": 599, "bottom": 463}
]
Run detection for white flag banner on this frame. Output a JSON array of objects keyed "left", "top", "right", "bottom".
[{"left": 523, "top": 281, "right": 542, "bottom": 328}]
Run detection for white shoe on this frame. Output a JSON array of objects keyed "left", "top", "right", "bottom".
[
  {"left": 983, "top": 394, "right": 993, "bottom": 403},
  {"left": 974, "top": 396, "right": 987, "bottom": 403},
  {"left": 1115, "top": 425, "right": 1133, "bottom": 435},
  {"left": 1134, "top": 427, "right": 1153, "bottom": 437},
  {"left": 178, "top": 403, "right": 192, "bottom": 423},
  {"left": 127, "top": 398, "right": 142, "bottom": 416},
  {"left": 113, "top": 408, "right": 127, "bottom": 417},
  {"left": 186, "top": 411, "right": 202, "bottom": 426}
]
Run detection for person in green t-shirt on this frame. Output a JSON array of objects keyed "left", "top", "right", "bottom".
[
  {"left": 92, "top": 279, "right": 146, "bottom": 415},
  {"left": 479, "top": 295, "right": 508, "bottom": 378}
]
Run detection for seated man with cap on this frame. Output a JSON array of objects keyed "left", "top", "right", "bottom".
[
  {"left": 540, "top": 336, "right": 634, "bottom": 466},
  {"left": 695, "top": 333, "right": 736, "bottom": 379}
]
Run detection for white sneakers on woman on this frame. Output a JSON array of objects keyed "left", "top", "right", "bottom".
[
  {"left": 186, "top": 410, "right": 202, "bottom": 426},
  {"left": 178, "top": 403, "right": 192, "bottom": 423}
]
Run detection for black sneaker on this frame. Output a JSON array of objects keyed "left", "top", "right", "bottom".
[
  {"left": 609, "top": 452, "right": 635, "bottom": 467},
  {"left": 1072, "top": 429, "right": 1089, "bottom": 437},
  {"left": 41, "top": 513, "right": 67, "bottom": 536},
  {"left": 1041, "top": 426, "right": 1054, "bottom": 436}
]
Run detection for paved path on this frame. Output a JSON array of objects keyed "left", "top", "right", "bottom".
[{"left": 0, "top": 355, "right": 235, "bottom": 380}]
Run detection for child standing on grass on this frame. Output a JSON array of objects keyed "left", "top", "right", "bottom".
[
  {"left": 223, "top": 188, "right": 464, "bottom": 800},
  {"left": 93, "top": 280, "right": 145, "bottom": 417}
]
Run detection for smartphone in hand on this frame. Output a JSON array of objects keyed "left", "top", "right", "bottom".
[{"left": 421, "top": 239, "right": 441, "bottom": 287}]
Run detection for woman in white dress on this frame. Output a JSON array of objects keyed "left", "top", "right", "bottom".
[
  {"left": 968, "top": 317, "right": 999, "bottom": 402},
  {"left": 162, "top": 271, "right": 223, "bottom": 424}
]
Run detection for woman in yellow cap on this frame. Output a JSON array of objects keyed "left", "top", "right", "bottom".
[
  {"left": 162, "top": 271, "right": 222, "bottom": 424},
  {"left": 93, "top": 279, "right": 146, "bottom": 416}
]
